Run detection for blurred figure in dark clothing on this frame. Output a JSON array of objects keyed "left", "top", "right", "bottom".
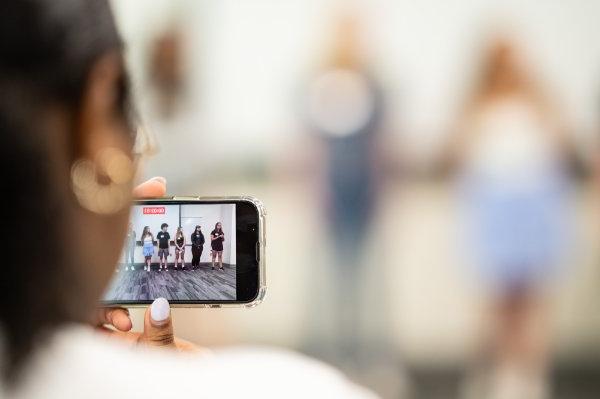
[{"left": 303, "top": 13, "right": 385, "bottom": 359}]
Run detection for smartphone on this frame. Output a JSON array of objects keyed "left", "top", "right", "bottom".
[{"left": 102, "top": 196, "right": 266, "bottom": 307}]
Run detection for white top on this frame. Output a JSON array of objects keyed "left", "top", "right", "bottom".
[
  {"left": 143, "top": 235, "right": 153, "bottom": 243},
  {"left": 4, "top": 326, "right": 375, "bottom": 399},
  {"left": 306, "top": 69, "right": 375, "bottom": 138},
  {"left": 462, "top": 96, "right": 561, "bottom": 191}
]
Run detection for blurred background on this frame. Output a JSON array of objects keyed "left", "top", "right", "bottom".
[{"left": 112, "top": 0, "right": 600, "bottom": 397}]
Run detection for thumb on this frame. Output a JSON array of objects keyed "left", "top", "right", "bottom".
[{"left": 140, "top": 297, "right": 176, "bottom": 348}]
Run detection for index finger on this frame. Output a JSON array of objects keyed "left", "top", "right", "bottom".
[
  {"left": 133, "top": 177, "right": 167, "bottom": 198},
  {"left": 95, "top": 307, "right": 133, "bottom": 332}
]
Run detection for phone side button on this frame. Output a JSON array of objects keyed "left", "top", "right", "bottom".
[{"left": 255, "top": 242, "right": 260, "bottom": 262}]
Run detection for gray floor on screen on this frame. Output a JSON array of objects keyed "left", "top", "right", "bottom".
[{"left": 105, "top": 263, "right": 236, "bottom": 301}]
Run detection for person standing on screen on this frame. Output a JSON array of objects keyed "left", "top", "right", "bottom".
[
  {"left": 174, "top": 226, "right": 186, "bottom": 270},
  {"left": 156, "top": 223, "right": 170, "bottom": 271},
  {"left": 210, "top": 222, "right": 225, "bottom": 271},
  {"left": 191, "top": 225, "right": 205, "bottom": 270},
  {"left": 141, "top": 226, "right": 155, "bottom": 272},
  {"left": 124, "top": 222, "right": 136, "bottom": 271}
]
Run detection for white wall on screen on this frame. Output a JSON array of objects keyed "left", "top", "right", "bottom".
[{"left": 119, "top": 204, "right": 236, "bottom": 265}]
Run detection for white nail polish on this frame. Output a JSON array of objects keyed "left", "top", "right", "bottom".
[{"left": 151, "top": 297, "right": 170, "bottom": 322}]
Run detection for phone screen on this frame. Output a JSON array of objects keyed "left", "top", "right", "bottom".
[{"left": 102, "top": 199, "right": 261, "bottom": 305}]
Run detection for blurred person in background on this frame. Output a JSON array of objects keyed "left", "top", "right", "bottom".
[
  {"left": 443, "top": 38, "right": 577, "bottom": 399},
  {"left": 0, "top": 2, "right": 375, "bottom": 397},
  {"left": 302, "top": 11, "right": 384, "bottom": 361},
  {"left": 148, "top": 27, "right": 184, "bottom": 119}
]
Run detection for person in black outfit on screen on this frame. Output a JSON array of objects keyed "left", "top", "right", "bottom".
[
  {"left": 174, "top": 227, "right": 186, "bottom": 270},
  {"left": 210, "top": 222, "right": 225, "bottom": 271},
  {"left": 191, "top": 225, "right": 205, "bottom": 270}
]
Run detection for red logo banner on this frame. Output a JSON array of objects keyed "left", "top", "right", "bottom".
[{"left": 143, "top": 206, "right": 165, "bottom": 215}]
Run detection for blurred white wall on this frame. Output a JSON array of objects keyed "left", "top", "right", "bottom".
[{"left": 112, "top": 0, "right": 600, "bottom": 179}]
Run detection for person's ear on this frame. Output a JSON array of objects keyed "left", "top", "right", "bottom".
[
  {"left": 76, "top": 52, "right": 129, "bottom": 160},
  {"left": 70, "top": 52, "right": 134, "bottom": 215}
]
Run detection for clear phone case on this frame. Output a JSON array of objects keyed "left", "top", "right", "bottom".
[{"left": 114, "top": 195, "right": 266, "bottom": 308}]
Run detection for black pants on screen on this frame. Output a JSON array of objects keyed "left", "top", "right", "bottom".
[{"left": 191, "top": 245, "right": 203, "bottom": 267}]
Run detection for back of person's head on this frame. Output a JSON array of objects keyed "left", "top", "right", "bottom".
[
  {"left": 0, "top": 0, "right": 135, "bottom": 383},
  {"left": 475, "top": 37, "right": 532, "bottom": 100}
]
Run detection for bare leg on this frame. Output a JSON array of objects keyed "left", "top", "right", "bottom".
[
  {"left": 211, "top": 251, "right": 216, "bottom": 269},
  {"left": 219, "top": 252, "right": 223, "bottom": 269},
  {"left": 489, "top": 289, "right": 549, "bottom": 399}
]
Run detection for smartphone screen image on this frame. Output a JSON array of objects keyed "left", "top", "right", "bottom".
[{"left": 102, "top": 198, "right": 265, "bottom": 306}]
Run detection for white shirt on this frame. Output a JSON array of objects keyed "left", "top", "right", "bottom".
[
  {"left": 462, "top": 96, "right": 561, "bottom": 192},
  {"left": 4, "top": 326, "right": 375, "bottom": 399}
]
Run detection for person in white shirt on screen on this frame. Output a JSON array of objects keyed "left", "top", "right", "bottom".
[
  {"left": 141, "top": 226, "right": 155, "bottom": 272},
  {"left": 124, "top": 222, "right": 136, "bottom": 271}
]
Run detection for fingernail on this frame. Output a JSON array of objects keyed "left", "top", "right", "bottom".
[
  {"left": 150, "top": 297, "right": 170, "bottom": 323},
  {"left": 151, "top": 176, "right": 167, "bottom": 185}
]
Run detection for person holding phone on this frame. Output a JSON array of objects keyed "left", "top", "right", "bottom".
[
  {"left": 0, "top": 2, "right": 374, "bottom": 397},
  {"left": 156, "top": 223, "right": 170, "bottom": 271},
  {"left": 174, "top": 226, "right": 186, "bottom": 269},
  {"left": 142, "top": 226, "right": 155, "bottom": 272},
  {"left": 191, "top": 225, "right": 205, "bottom": 270},
  {"left": 124, "top": 222, "right": 136, "bottom": 271},
  {"left": 210, "top": 222, "right": 225, "bottom": 271}
]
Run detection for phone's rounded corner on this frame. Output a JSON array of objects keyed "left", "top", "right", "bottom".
[
  {"left": 243, "top": 286, "right": 267, "bottom": 308},
  {"left": 240, "top": 196, "right": 267, "bottom": 217}
]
